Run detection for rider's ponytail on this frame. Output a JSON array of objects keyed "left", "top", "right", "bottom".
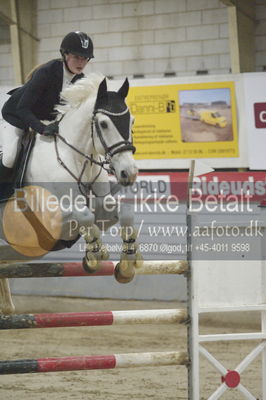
[{"left": 25, "top": 64, "right": 44, "bottom": 82}]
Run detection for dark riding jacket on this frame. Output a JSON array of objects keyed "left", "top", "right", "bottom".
[{"left": 1, "top": 59, "right": 84, "bottom": 134}]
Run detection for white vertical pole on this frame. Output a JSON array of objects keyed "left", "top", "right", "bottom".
[
  {"left": 187, "top": 160, "right": 200, "bottom": 400},
  {"left": 262, "top": 311, "right": 266, "bottom": 399},
  {"left": 261, "top": 259, "right": 266, "bottom": 398},
  {"left": 187, "top": 258, "right": 200, "bottom": 400}
]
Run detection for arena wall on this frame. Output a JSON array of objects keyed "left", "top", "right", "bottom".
[{"left": 0, "top": 0, "right": 266, "bottom": 86}]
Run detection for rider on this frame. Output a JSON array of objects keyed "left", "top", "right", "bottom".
[{"left": 0, "top": 31, "right": 94, "bottom": 180}]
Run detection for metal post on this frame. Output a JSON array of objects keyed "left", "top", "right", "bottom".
[{"left": 187, "top": 160, "right": 200, "bottom": 400}]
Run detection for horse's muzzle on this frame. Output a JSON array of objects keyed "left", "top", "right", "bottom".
[{"left": 119, "top": 170, "right": 138, "bottom": 186}]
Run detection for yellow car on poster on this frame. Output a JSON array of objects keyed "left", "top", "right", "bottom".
[{"left": 199, "top": 110, "right": 227, "bottom": 128}]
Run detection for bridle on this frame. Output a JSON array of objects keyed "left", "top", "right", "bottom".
[
  {"left": 54, "top": 106, "right": 135, "bottom": 196},
  {"left": 91, "top": 106, "right": 136, "bottom": 158}
]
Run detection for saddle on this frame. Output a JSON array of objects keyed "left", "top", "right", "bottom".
[{"left": 0, "top": 130, "right": 79, "bottom": 251}]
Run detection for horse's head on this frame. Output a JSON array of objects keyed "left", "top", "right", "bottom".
[{"left": 92, "top": 78, "right": 138, "bottom": 186}]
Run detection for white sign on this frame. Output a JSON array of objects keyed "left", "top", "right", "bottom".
[{"left": 243, "top": 72, "right": 266, "bottom": 170}]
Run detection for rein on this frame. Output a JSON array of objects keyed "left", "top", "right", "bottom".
[{"left": 54, "top": 133, "right": 109, "bottom": 196}]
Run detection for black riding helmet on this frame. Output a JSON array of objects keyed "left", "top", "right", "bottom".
[{"left": 60, "top": 31, "right": 94, "bottom": 60}]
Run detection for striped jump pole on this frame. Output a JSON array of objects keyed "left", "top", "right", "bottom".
[
  {"left": 0, "top": 260, "right": 188, "bottom": 278},
  {"left": 0, "top": 351, "right": 188, "bottom": 375},
  {"left": 0, "top": 308, "right": 188, "bottom": 329}
]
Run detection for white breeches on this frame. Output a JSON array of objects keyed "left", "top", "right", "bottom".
[{"left": 0, "top": 122, "right": 23, "bottom": 168}]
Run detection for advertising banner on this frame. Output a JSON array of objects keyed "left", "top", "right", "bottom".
[
  {"left": 127, "top": 81, "right": 238, "bottom": 160},
  {"left": 243, "top": 72, "right": 266, "bottom": 170}
]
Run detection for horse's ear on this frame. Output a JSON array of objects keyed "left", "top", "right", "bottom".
[
  {"left": 97, "top": 78, "right": 107, "bottom": 99},
  {"left": 118, "top": 78, "right": 129, "bottom": 98}
]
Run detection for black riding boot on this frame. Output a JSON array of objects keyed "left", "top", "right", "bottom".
[
  {"left": 0, "top": 158, "right": 13, "bottom": 183},
  {"left": 0, "top": 158, "right": 14, "bottom": 201}
]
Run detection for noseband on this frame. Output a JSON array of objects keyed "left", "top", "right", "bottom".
[{"left": 91, "top": 107, "right": 136, "bottom": 158}]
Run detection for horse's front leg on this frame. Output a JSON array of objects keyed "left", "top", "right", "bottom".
[
  {"left": 61, "top": 203, "right": 109, "bottom": 273},
  {"left": 0, "top": 278, "right": 15, "bottom": 314},
  {"left": 115, "top": 205, "right": 143, "bottom": 283},
  {"left": 80, "top": 223, "right": 109, "bottom": 273}
]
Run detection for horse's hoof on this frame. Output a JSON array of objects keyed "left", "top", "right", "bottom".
[
  {"left": 0, "top": 304, "right": 15, "bottom": 315},
  {"left": 82, "top": 257, "right": 100, "bottom": 274},
  {"left": 114, "top": 263, "right": 135, "bottom": 284}
]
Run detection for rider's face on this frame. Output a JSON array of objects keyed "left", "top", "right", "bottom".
[{"left": 65, "top": 53, "right": 88, "bottom": 74}]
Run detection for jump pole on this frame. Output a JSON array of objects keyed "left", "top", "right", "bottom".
[
  {"left": 0, "top": 351, "right": 188, "bottom": 375},
  {"left": 0, "top": 308, "right": 187, "bottom": 329},
  {"left": 0, "top": 260, "right": 188, "bottom": 278}
]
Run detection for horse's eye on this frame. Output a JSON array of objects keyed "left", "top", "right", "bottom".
[{"left": 100, "top": 121, "right": 108, "bottom": 129}]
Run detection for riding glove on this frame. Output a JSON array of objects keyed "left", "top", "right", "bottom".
[{"left": 42, "top": 122, "right": 59, "bottom": 136}]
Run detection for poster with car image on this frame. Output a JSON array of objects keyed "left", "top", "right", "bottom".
[{"left": 127, "top": 81, "right": 238, "bottom": 159}]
